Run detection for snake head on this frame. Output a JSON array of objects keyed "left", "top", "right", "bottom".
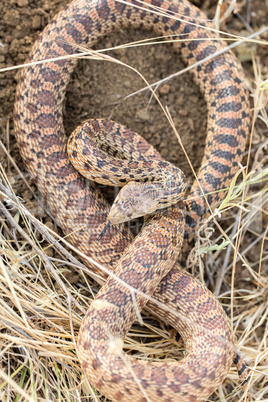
[{"left": 108, "top": 181, "right": 159, "bottom": 224}]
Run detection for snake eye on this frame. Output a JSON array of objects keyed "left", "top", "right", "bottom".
[{"left": 127, "top": 213, "right": 132, "bottom": 218}]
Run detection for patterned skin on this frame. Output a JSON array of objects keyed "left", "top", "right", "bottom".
[
  {"left": 67, "top": 119, "right": 187, "bottom": 223},
  {"left": 14, "top": 0, "right": 250, "bottom": 400}
]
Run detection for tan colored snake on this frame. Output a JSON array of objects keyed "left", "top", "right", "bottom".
[{"left": 14, "top": 0, "right": 250, "bottom": 400}]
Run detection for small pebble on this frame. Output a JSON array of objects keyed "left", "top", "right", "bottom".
[
  {"left": 136, "top": 109, "right": 148, "bottom": 122},
  {"left": 17, "top": 0, "right": 28, "bottom": 6},
  {"left": 32, "top": 15, "right": 42, "bottom": 30},
  {"left": 159, "top": 84, "right": 170, "bottom": 95},
  {"left": 178, "top": 109, "right": 188, "bottom": 117}
]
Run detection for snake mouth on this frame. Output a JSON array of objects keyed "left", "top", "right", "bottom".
[
  {"left": 107, "top": 203, "right": 134, "bottom": 225},
  {"left": 107, "top": 212, "right": 126, "bottom": 225}
]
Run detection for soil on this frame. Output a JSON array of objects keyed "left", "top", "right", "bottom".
[{"left": 0, "top": 0, "right": 267, "bottom": 400}]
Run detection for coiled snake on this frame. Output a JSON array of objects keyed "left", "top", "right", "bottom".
[{"left": 14, "top": 0, "right": 250, "bottom": 400}]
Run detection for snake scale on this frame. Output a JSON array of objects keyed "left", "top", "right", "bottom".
[
  {"left": 67, "top": 119, "right": 188, "bottom": 223},
  {"left": 14, "top": 0, "right": 250, "bottom": 400}
]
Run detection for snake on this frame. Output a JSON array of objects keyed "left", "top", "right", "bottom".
[
  {"left": 13, "top": 0, "right": 251, "bottom": 400},
  {"left": 67, "top": 119, "right": 187, "bottom": 223}
]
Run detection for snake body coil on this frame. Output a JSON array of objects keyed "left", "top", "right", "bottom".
[
  {"left": 67, "top": 119, "right": 187, "bottom": 223},
  {"left": 14, "top": 0, "right": 250, "bottom": 400}
]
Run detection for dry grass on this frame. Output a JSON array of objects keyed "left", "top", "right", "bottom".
[{"left": 0, "top": 1, "right": 268, "bottom": 401}]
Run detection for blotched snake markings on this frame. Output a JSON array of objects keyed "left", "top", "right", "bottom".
[{"left": 14, "top": 0, "right": 250, "bottom": 400}]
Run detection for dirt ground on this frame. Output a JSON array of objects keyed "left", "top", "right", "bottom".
[{"left": 0, "top": 0, "right": 267, "bottom": 401}]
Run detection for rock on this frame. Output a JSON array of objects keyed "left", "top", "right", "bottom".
[
  {"left": 32, "top": 15, "right": 41, "bottom": 30},
  {"left": 17, "top": 0, "right": 28, "bottom": 6},
  {"left": 159, "top": 84, "right": 170, "bottom": 95}
]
